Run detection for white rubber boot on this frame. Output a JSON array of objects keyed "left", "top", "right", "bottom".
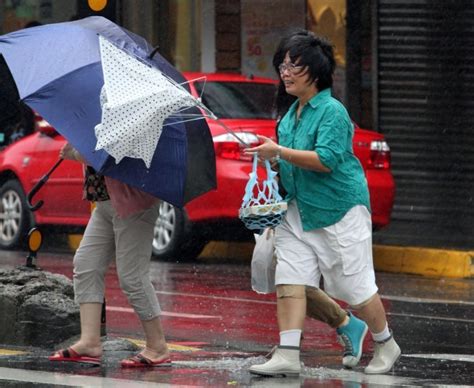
[
  {"left": 249, "top": 346, "right": 301, "bottom": 377},
  {"left": 364, "top": 336, "right": 401, "bottom": 374}
]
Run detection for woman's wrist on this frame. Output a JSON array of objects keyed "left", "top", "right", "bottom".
[{"left": 275, "top": 145, "right": 283, "bottom": 161}]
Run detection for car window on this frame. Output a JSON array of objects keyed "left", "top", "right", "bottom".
[
  {"left": 194, "top": 81, "right": 276, "bottom": 120},
  {"left": 0, "top": 102, "right": 35, "bottom": 148}
]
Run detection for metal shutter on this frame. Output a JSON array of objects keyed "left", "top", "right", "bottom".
[{"left": 375, "top": 0, "right": 474, "bottom": 248}]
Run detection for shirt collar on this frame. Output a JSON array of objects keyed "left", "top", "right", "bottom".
[
  {"left": 308, "top": 88, "right": 331, "bottom": 109},
  {"left": 287, "top": 88, "right": 332, "bottom": 116}
]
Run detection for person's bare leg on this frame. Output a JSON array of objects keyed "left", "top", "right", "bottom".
[
  {"left": 277, "top": 296, "right": 306, "bottom": 331},
  {"left": 64, "top": 302, "right": 103, "bottom": 357},
  {"left": 353, "top": 294, "right": 387, "bottom": 333},
  {"left": 306, "top": 286, "right": 348, "bottom": 328},
  {"left": 305, "top": 287, "right": 368, "bottom": 368},
  {"left": 139, "top": 317, "right": 170, "bottom": 362}
]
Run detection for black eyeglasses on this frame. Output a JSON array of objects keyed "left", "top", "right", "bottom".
[{"left": 278, "top": 62, "right": 304, "bottom": 74}]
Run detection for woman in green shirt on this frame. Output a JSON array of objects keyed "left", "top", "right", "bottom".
[{"left": 245, "top": 31, "right": 400, "bottom": 377}]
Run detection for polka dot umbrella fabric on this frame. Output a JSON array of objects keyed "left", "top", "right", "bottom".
[{"left": 94, "top": 36, "right": 197, "bottom": 168}]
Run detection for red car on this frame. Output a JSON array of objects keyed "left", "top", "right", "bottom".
[{"left": 0, "top": 73, "right": 394, "bottom": 259}]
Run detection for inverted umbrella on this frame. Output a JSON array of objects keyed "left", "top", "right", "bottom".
[
  {"left": 0, "top": 16, "right": 216, "bottom": 208},
  {"left": 95, "top": 36, "right": 198, "bottom": 168}
]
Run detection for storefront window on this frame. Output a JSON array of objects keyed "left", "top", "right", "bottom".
[
  {"left": 124, "top": 0, "right": 202, "bottom": 72},
  {"left": 0, "top": 0, "right": 76, "bottom": 34},
  {"left": 306, "top": 0, "right": 346, "bottom": 102},
  {"left": 172, "top": 0, "right": 201, "bottom": 71},
  {"left": 241, "top": 0, "right": 305, "bottom": 79}
]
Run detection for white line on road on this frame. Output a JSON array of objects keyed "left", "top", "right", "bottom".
[
  {"left": 156, "top": 290, "right": 472, "bottom": 306},
  {"left": 0, "top": 367, "right": 169, "bottom": 387},
  {"left": 156, "top": 290, "right": 275, "bottom": 304},
  {"left": 404, "top": 354, "right": 474, "bottom": 363},
  {"left": 107, "top": 306, "right": 221, "bottom": 319},
  {"left": 381, "top": 294, "right": 474, "bottom": 306},
  {"left": 154, "top": 290, "right": 473, "bottom": 323},
  {"left": 388, "top": 312, "right": 473, "bottom": 324},
  {"left": 111, "top": 297, "right": 473, "bottom": 324}
]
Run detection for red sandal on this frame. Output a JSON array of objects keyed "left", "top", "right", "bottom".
[
  {"left": 121, "top": 353, "right": 172, "bottom": 368},
  {"left": 49, "top": 347, "right": 101, "bottom": 365}
]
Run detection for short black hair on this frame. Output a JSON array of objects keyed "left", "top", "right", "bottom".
[
  {"left": 273, "top": 30, "right": 335, "bottom": 91},
  {"left": 272, "top": 29, "right": 308, "bottom": 117},
  {"left": 24, "top": 20, "right": 42, "bottom": 28},
  {"left": 272, "top": 29, "right": 308, "bottom": 73}
]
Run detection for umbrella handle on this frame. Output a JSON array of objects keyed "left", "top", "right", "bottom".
[{"left": 27, "top": 158, "right": 64, "bottom": 212}]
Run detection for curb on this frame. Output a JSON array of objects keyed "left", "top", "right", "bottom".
[
  {"left": 68, "top": 235, "right": 473, "bottom": 279},
  {"left": 68, "top": 234, "right": 83, "bottom": 251},
  {"left": 200, "top": 242, "right": 473, "bottom": 279},
  {"left": 373, "top": 245, "right": 473, "bottom": 279}
]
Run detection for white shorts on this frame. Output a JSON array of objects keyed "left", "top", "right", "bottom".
[{"left": 274, "top": 201, "right": 378, "bottom": 306}]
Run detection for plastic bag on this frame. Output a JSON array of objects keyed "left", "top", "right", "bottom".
[{"left": 251, "top": 228, "right": 276, "bottom": 294}]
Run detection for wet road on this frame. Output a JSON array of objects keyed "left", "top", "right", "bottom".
[{"left": 0, "top": 248, "right": 473, "bottom": 387}]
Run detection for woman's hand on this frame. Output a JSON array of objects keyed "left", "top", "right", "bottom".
[
  {"left": 245, "top": 135, "right": 331, "bottom": 173},
  {"left": 244, "top": 135, "right": 281, "bottom": 162},
  {"left": 60, "top": 143, "right": 83, "bottom": 162},
  {"left": 60, "top": 143, "right": 75, "bottom": 160}
]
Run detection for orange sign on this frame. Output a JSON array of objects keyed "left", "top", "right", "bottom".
[{"left": 88, "top": 0, "right": 107, "bottom": 12}]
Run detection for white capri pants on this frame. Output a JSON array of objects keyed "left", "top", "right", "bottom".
[
  {"left": 73, "top": 200, "right": 161, "bottom": 321},
  {"left": 274, "top": 201, "right": 378, "bottom": 306}
]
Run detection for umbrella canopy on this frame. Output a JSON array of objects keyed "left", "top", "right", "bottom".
[
  {"left": 95, "top": 36, "right": 198, "bottom": 168},
  {"left": 0, "top": 16, "right": 216, "bottom": 207}
]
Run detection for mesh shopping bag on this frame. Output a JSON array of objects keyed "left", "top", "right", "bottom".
[{"left": 239, "top": 154, "right": 287, "bottom": 230}]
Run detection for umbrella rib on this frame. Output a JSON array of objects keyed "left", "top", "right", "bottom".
[
  {"left": 162, "top": 116, "right": 206, "bottom": 126},
  {"left": 211, "top": 119, "right": 250, "bottom": 147},
  {"left": 167, "top": 113, "right": 250, "bottom": 148},
  {"left": 167, "top": 114, "right": 250, "bottom": 148}
]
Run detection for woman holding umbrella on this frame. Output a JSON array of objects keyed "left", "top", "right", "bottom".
[{"left": 49, "top": 143, "right": 171, "bottom": 368}]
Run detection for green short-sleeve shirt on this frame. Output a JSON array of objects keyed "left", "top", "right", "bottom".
[{"left": 278, "top": 88, "right": 370, "bottom": 231}]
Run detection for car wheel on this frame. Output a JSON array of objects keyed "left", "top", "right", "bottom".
[
  {"left": 0, "top": 179, "right": 33, "bottom": 249},
  {"left": 152, "top": 201, "right": 207, "bottom": 261}
]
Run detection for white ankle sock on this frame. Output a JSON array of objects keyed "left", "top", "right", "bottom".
[
  {"left": 280, "top": 329, "right": 302, "bottom": 347},
  {"left": 371, "top": 323, "right": 391, "bottom": 342}
]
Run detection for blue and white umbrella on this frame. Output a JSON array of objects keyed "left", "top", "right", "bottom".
[
  {"left": 0, "top": 16, "right": 216, "bottom": 208},
  {"left": 95, "top": 36, "right": 199, "bottom": 168}
]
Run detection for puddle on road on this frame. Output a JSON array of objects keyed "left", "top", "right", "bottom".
[
  {"left": 172, "top": 356, "right": 419, "bottom": 386},
  {"left": 173, "top": 355, "right": 264, "bottom": 372}
]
